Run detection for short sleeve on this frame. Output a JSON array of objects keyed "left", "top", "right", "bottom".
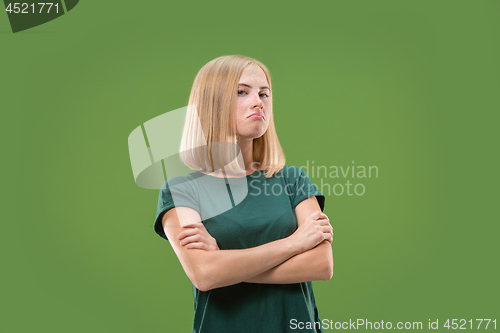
[
  {"left": 153, "top": 177, "right": 200, "bottom": 241},
  {"left": 286, "top": 166, "right": 325, "bottom": 211}
]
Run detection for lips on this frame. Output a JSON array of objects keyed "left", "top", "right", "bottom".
[{"left": 248, "top": 112, "right": 265, "bottom": 120}]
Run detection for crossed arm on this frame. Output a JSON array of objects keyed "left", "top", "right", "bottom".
[{"left": 162, "top": 196, "right": 333, "bottom": 291}]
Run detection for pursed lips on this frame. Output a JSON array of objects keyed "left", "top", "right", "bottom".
[{"left": 248, "top": 112, "right": 265, "bottom": 120}]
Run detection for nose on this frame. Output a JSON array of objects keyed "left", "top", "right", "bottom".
[{"left": 252, "top": 92, "right": 263, "bottom": 109}]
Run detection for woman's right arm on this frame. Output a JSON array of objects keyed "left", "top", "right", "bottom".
[{"left": 162, "top": 207, "right": 330, "bottom": 292}]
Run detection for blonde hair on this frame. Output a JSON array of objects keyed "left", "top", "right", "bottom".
[{"left": 179, "top": 55, "right": 285, "bottom": 178}]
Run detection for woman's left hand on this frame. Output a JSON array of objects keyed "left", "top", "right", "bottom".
[{"left": 177, "top": 221, "right": 219, "bottom": 251}]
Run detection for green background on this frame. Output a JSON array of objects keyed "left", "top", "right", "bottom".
[{"left": 2, "top": 0, "right": 498, "bottom": 332}]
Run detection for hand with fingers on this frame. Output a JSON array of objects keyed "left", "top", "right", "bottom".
[
  {"left": 289, "top": 210, "right": 333, "bottom": 253},
  {"left": 177, "top": 221, "right": 219, "bottom": 251}
]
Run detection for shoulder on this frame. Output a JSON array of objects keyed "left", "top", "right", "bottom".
[
  {"left": 280, "top": 165, "right": 325, "bottom": 210},
  {"left": 279, "top": 165, "right": 308, "bottom": 182},
  {"left": 160, "top": 172, "right": 198, "bottom": 190},
  {"left": 158, "top": 172, "right": 201, "bottom": 204}
]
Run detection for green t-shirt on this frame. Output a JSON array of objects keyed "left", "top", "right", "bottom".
[{"left": 154, "top": 166, "right": 327, "bottom": 333}]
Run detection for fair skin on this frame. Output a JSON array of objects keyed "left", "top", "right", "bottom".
[
  {"left": 163, "top": 199, "right": 333, "bottom": 291},
  {"left": 235, "top": 64, "right": 272, "bottom": 174},
  {"left": 162, "top": 64, "right": 333, "bottom": 291}
]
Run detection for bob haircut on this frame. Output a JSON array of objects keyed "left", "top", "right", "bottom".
[{"left": 179, "top": 55, "right": 285, "bottom": 178}]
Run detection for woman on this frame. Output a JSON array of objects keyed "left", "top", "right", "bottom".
[{"left": 154, "top": 55, "right": 333, "bottom": 332}]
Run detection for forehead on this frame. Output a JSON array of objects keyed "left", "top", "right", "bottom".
[{"left": 238, "top": 64, "right": 268, "bottom": 85}]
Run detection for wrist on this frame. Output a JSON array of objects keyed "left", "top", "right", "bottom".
[{"left": 284, "top": 235, "right": 303, "bottom": 256}]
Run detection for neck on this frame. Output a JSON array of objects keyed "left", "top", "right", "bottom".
[{"left": 237, "top": 137, "right": 255, "bottom": 175}]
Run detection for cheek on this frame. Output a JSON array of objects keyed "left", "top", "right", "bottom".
[
  {"left": 236, "top": 99, "right": 246, "bottom": 111},
  {"left": 265, "top": 106, "right": 272, "bottom": 119},
  {"left": 236, "top": 101, "right": 246, "bottom": 122}
]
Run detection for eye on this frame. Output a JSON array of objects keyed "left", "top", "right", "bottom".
[
  {"left": 237, "top": 90, "right": 246, "bottom": 96},
  {"left": 259, "top": 93, "right": 270, "bottom": 98}
]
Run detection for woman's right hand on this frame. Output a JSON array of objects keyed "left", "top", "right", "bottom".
[
  {"left": 289, "top": 210, "right": 333, "bottom": 253},
  {"left": 177, "top": 221, "right": 220, "bottom": 251}
]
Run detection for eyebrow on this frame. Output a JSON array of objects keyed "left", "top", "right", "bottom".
[{"left": 238, "top": 83, "right": 270, "bottom": 90}]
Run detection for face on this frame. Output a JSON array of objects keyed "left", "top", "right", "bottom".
[{"left": 235, "top": 64, "right": 271, "bottom": 141}]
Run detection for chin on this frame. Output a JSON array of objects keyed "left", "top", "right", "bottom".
[
  {"left": 238, "top": 126, "right": 268, "bottom": 140},
  {"left": 239, "top": 130, "right": 267, "bottom": 141}
]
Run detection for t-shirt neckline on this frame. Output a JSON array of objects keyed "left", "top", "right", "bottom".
[{"left": 194, "top": 170, "right": 259, "bottom": 179}]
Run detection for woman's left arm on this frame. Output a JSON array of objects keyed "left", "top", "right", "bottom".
[{"left": 244, "top": 196, "right": 333, "bottom": 284}]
